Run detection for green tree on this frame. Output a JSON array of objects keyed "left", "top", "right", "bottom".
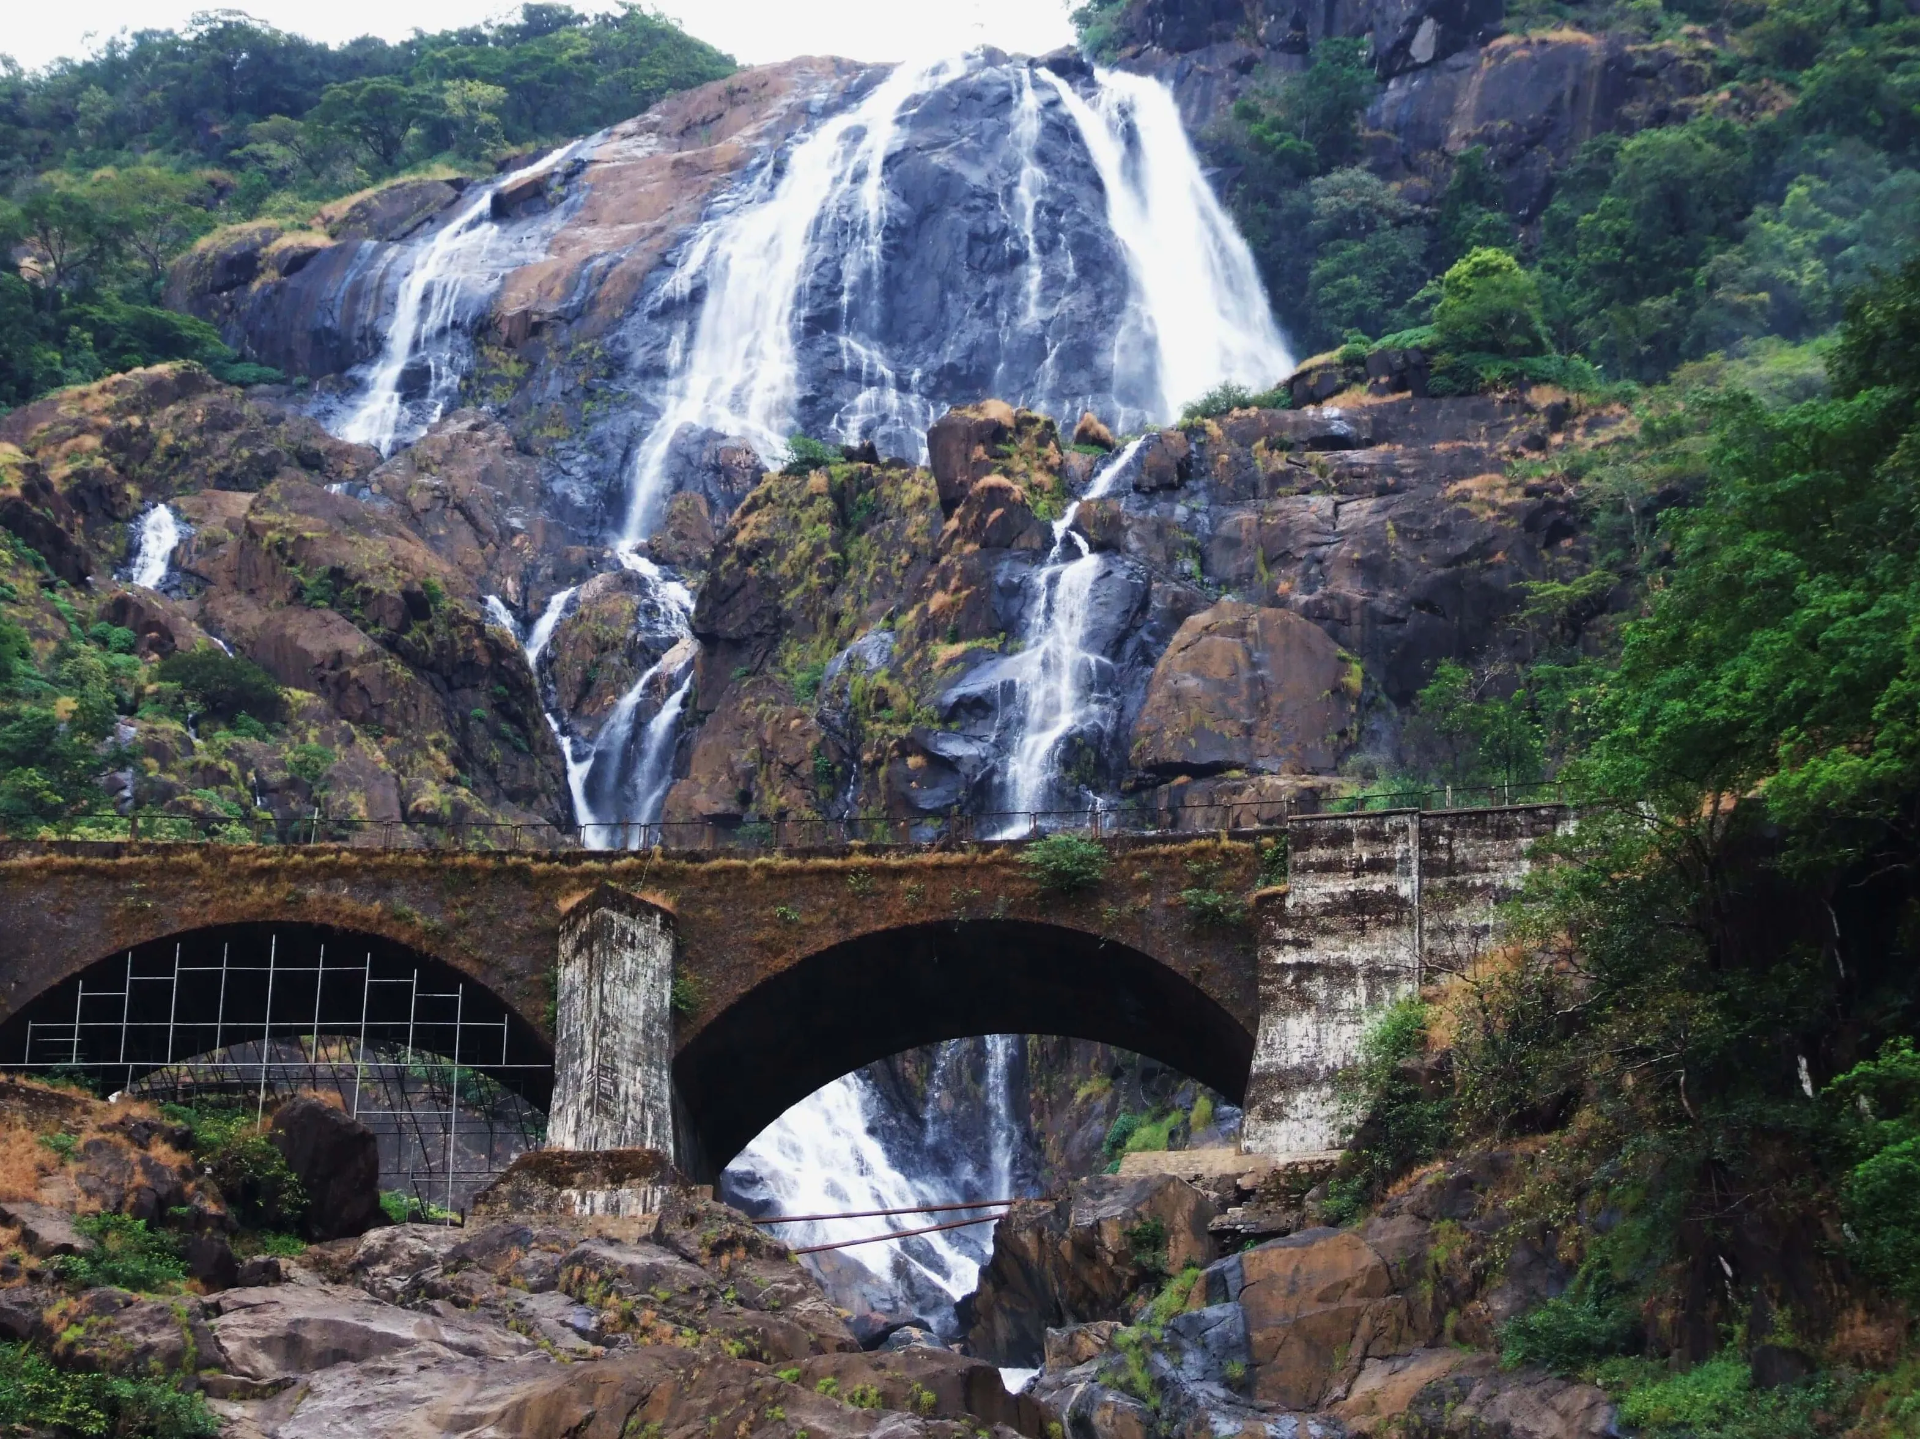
[
  {"left": 310, "top": 77, "right": 425, "bottom": 171},
  {"left": 1431, "top": 248, "right": 1551, "bottom": 359},
  {"left": 438, "top": 79, "right": 508, "bottom": 160}
]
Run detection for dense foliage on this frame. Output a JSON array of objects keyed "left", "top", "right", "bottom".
[
  {"left": 0, "top": 4, "right": 733, "bottom": 410},
  {"left": 0, "top": 1342, "right": 217, "bottom": 1439},
  {"left": 1145, "top": 0, "right": 1920, "bottom": 390},
  {"left": 1314, "top": 256, "right": 1920, "bottom": 1421}
]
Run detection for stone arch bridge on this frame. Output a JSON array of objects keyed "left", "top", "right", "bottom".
[{"left": 0, "top": 806, "right": 1561, "bottom": 1181}]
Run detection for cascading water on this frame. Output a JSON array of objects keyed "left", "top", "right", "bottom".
[
  {"left": 995, "top": 438, "right": 1144, "bottom": 827},
  {"left": 493, "top": 560, "right": 694, "bottom": 846},
  {"left": 335, "top": 146, "right": 580, "bottom": 456},
  {"left": 720, "top": 1035, "right": 1031, "bottom": 1339},
  {"left": 620, "top": 58, "right": 961, "bottom": 541},
  {"left": 126, "top": 504, "right": 183, "bottom": 591},
  {"left": 1039, "top": 68, "right": 1290, "bottom": 421},
  {"left": 617, "top": 51, "right": 1291, "bottom": 527}
]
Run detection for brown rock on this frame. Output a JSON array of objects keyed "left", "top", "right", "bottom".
[
  {"left": 99, "top": 589, "right": 208, "bottom": 659},
  {"left": 0, "top": 1199, "right": 94, "bottom": 1258},
  {"left": 795, "top": 1349, "right": 1050, "bottom": 1436},
  {"left": 651, "top": 491, "right": 719, "bottom": 569},
  {"left": 1073, "top": 412, "right": 1117, "bottom": 450},
  {"left": 927, "top": 400, "right": 1017, "bottom": 515},
  {"left": 938, "top": 475, "right": 1047, "bottom": 555},
  {"left": 1044, "top": 1319, "right": 1122, "bottom": 1368},
  {"left": 1069, "top": 496, "right": 1127, "bottom": 553},
  {"left": 208, "top": 1281, "right": 540, "bottom": 1381},
  {"left": 967, "top": 1174, "right": 1217, "bottom": 1363},
  {"left": 52, "top": 1291, "right": 227, "bottom": 1377},
  {"left": 1130, "top": 600, "right": 1359, "bottom": 778},
  {"left": 367, "top": 409, "right": 553, "bottom": 606},
  {"left": 1236, "top": 1227, "right": 1408, "bottom": 1409}
]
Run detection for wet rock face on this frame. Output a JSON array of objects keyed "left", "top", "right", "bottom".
[
  {"left": 966, "top": 1174, "right": 1219, "bottom": 1364},
  {"left": 1012, "top": 1156, "right": 1616, "bottom": 1439}
]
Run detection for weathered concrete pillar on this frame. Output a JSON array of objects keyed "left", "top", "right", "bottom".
[
  {"left": 548, "top": 884, "right": 676, "bottom": 1156},
  {"left": 1242, "top": 812, "right": 1422, "bottom": 1158},
  {"left": 1241, "top": 805, "right": 1567, "bottom": 1159}
]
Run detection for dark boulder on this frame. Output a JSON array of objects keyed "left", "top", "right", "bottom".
[{"left": 269, "top": 1097, "right": 385, "bottom": 1241}]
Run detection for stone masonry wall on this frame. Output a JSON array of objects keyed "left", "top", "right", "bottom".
[
  {"left": 548, "top": 887, "right": 677, "bottom": 1156},
  {"left": 1242, "top": 805, "right": 1564, "bottom": 1157}
]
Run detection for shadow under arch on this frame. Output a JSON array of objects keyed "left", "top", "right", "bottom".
[
  {"left": 675, "top": 918, "right": 1255, "bottom": 1178},
  {"left": 0, "top": 921, "right": 554, "bottom": 1109}
]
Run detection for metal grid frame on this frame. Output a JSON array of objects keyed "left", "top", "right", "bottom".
[{"left": 9, "top": 935, "right": 550, "bottom": 1216}]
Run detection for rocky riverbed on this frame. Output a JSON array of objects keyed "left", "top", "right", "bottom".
[{"left": 0, "top": 1076, "right": 1618, "bottom": 1439}]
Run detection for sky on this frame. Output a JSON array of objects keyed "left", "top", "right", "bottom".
[{"left": 3, "top": 0, "right": 1081, "bottom": 72}]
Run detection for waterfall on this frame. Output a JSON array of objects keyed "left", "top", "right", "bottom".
[
  {"left": 620, "top": 59, "right": 960, "bottom": 541},
  {"left": 1040, "top": 68, "right": 1292, "bottom": 420},
  {"left": 721, "top": 1035, "right": 1030, "bottom": 1338},
  {"left": 502, "top": 556, "right": 694, "bottom": 847},
  {"left": 995, "top": 438, "right": 1144, "bottom": 827},
  {"left": 336, "top": 147, "right": 577, "bottom": 456},
  {"left": 126, "top": 504, "right": 183, "bottom": 591}
]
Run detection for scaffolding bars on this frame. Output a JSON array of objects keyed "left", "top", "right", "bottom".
[{"left": 7, "top": 931, "right": 548, "bottom": 1214}]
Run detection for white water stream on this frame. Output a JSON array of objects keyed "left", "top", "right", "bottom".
[
  {"left": 127, "top": 504, "right": 183, "bottom": 591},
  {"left": 337, "top": 146, "right": 578, "bottom": 456},
  {"left": 996, "top": 438, "right": 1144, "bottom": 827},
  {"left": 1040, "top": 68, "right": 1290, "bottom": 421},
  {"left": 721, "top": 1034, "right": 1027, "bottom": 1338},
  {"left": 620, "top": 58, "right": 961, "bottom": 541}
]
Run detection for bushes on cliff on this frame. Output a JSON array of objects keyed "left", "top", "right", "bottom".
[
  {"left": 1324, "top": 999, "right": 1451, "bottom": 1221},
  {"left": 154, "top": 647, "right": 284, "bottom": 725},
  {"left": 166, "top": 1105, "right": 307, "bottom": 1233},
  {"left": 1438, "top": 258, "right": 1920, "bottom": 1368}
]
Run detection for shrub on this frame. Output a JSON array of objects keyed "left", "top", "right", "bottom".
[
  {"left": 1102, "top": 1111, "right": 1141, "bottom": 1162},
  {"left": 52, "top": 1215, "right": 187, "bottom": 1293},
  {"left": 154, "top": 646, "right": 284, "bottom": 722},
  {"left": 1432, "top": 248, "right": 1550, "bottom": 360},
  {"left": 0, "top": 1342, "right": 217, "bottom": 1439},
  {"left": 1181, "top": 381, "right": 1283, "bottom": 421},
  {"left": 1179, "top": 886, "right": 1247, "bottom": 928},
  {"left": 1123, "top": 1217, "right": 1168, "bottom": 1276},
  {"left": 1323, "top": 998, "right": 1452, "bottom": 1219},
  {"left": 284, "top": 743, "right": 335, "bottom": 787},
  {"left": 1500, "top": 1285, "right": 1640, "bottom": 1375},
  {"left": 1828, "top": 1037, "right": 1920, "bottom": 1303},
  {"left": 781, "top": 435, "right": 839, "bottom": 476},
  {"left": 1020, "top": 833, "right": 1109, "bottom": 893},
  {"left": 166, "top": 1105, "right": 306, "bottom": 1232}
]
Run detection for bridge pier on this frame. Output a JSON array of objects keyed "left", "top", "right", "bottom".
[
  {"left": 547, "top": 885, "right": 678, "bottom": 1207},
  {"left": 1242, "top": 806, "right": 1565, "bottom": 1160}
]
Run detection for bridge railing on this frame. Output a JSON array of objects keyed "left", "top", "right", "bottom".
[{"left": 0, "top": 782, "right": 1566, "bottom": 854}]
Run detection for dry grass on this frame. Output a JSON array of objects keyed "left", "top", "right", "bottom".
[{"left": 0, "top": 1125, "right": 58, "bottom": 1203}]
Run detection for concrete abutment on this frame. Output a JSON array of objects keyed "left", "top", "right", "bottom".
[{"left": 1241, "top": 805, "right": 1565, "bottom": 1159}]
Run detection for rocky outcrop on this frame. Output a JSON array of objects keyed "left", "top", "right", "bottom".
[
  {"left": 0, "top": 363, "right": 571, "bottom": 833},
  {"left": 1017, "top": 1154, "right": 1616, "bottom": 1438},
  {"left": 965, "top": 1174, "right": 1219, "bottom": 1364},
  {"left": 1129, "top": 600, "right": 1360, "bottom": 780}
]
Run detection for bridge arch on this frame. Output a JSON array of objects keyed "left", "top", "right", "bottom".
[
  {"left": 673, "top": 918, "right": 1254, "bottom": 1175},
  {"left": 0, "top": 921, "right": 554, "bottom": 1110}
]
